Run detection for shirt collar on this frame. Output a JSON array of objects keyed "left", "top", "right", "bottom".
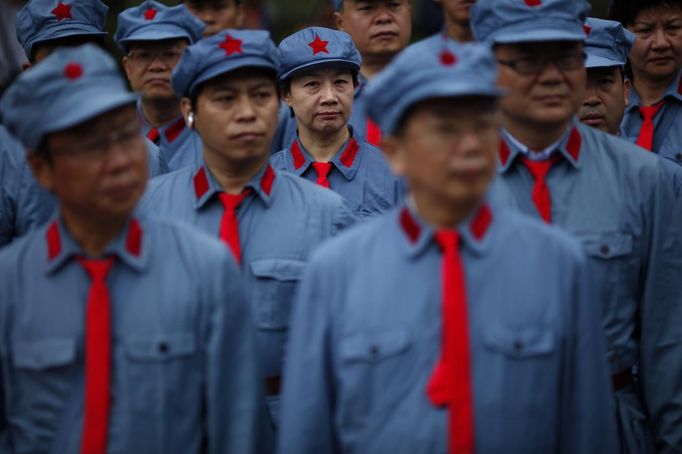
[
  {"left": 399, "top": 196, "right": 494, "bottom": 260},
  {"left": 158, "top": 116, "right": 187, "bottom": 144},
  {"left": 626, "top": 70, "right": 682, "bottom": 112},
  {"left": 45, "top": 216, "right": 149, "bottom": 275},
  {"left": 193, "top": 162, "right": 277, "bottom": 210},
  {"left": 498, "top": 123, "right": 582, "bottom": 172},
  {"left": 288, "top": 130, "right": 362, "bottom": 181}
]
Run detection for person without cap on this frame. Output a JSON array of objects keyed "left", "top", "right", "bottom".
[
  {"left": 612, "top": 0, "right": 682, "bottom": 163},
  {"left": 434, "top": 0, "right": 477, "bottom": 43},
  {"left": 271, "top": 26, "right": 404, "bottom": 218},
  {"left": 0, "top": 44, "right": 265, "bottom": 453},
  {"left": 470, "top": 0, "right": 682, "bottom": 451},
  {"left": 1, "top": 0, "right": 167, "bottom": 248},
  {"left": 116, "top": 0, "right": 205, "bottom": 171},
  {"left": 578, "top": 17, "right": 635, "bottom": 135},
  {"left": 277, "top": 36, "right": 618, "bottom": 454},
  {"left": 139, "top": 29, "right": 355, "bottom": 427},
  {"left": 183, "top": 0, "right": 244, "bottom": 36}
]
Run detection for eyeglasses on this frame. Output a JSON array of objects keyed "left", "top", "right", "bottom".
[
  {"left": 127, "top": 49, "right": 183, "bottom": 66},
  {"left": 51, "top": 124, "right": 144, "bottom": 162},
  {"left": 497, "top": 52, "right": 586, "bottom": 75}
]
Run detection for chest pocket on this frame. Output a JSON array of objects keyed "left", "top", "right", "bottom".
[
  {"left": 12, "top": 338, "right": 77, "bottom": 371},
  {"left": 250, "top": 258, "right": 305, "bottom": 330},
  {"left": 580, "top": 232, "right": 634, "bottom": 301}
]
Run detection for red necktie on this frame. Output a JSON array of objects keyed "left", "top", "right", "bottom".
[
  {"left": 636, "top": 101, "right": 664, "bottom": 151},
  {"left": 79, "top": 257, "right": 115, "bottom": 454},
  {"left": 218, "top": 191, "right": 250, "bottom": 263},
  {"left": 366, "top": 118, "right": 382, "bottom": 147},
  {"left": 312, "top": 162, "right": 332, "bottom": 189},
  {"left": 146, "top": 127, "right": 160, "bottom": 145},
  {"left": 520, "top": 155, "right": 560, "bottom": 223},
  {"left": 427, "top": 231, "right": 475, "bottom": 454}
]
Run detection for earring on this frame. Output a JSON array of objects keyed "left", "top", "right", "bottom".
[{"left": 187, "top": 112, "right": 195, "bottom": 128}]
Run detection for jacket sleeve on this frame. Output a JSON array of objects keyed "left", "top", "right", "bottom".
[
  {"left": 277, "top": 250, "right": 338, "bottom": 454},
  {"left": 560, "top": 246, "right": 619, "bottom": 453},
  {"left": 640, "top": 159, "right": 682, "bottom": 452}
]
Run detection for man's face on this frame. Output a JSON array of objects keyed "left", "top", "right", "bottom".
[
  {"left": 578, "top": 66, "right": 630, "bottom": 135},
  {"left": 436, "top": 0, "right": 476, "bottom": 24},
  {"left": 122, "top": 39, "right": 188, "bottom": 101},
  {"left": 335, "top": 0, "right": 412, "bottom": 60},
  {"left": 30, "top": 104, "right": 148, "bottom": 223},
  {"left": 186, "top": 69, "right": 279, "bottom": 167},
  {"left": 495, "top": 41, "right": 586, "bottom": 131},
  {"left": 284, "top": 68, "right": 355, "bottom": 138},
  {"left": 627, "top": 5, "right": 682, "bottom": 83},
  {"left": 184, "top": 0, "right": 244, "bottom": 36},
  {"left": 383, "top": 97, "right": 499, "bottom": 207}
]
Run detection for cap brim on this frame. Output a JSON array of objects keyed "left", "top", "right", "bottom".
[
  {"left": 118, "top": 29, "right": 193, "bottom": 50},
  {"left": 279, "top": 59, "right": 360, "bottom": 81},
  {"left": 585, "top": 54, "right": 624, "bottom": 68},
  {"left": 43, "top": 84, "right": 137, "bottom": 136},
  {"left": 492, "top": 28, "right": 586, "bottom": 44},
  {"left": 189, "top": 56, "right": 278, "bottom": 96}
]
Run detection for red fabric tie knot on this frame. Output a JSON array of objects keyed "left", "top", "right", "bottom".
[
  {"left": 636, "top": 101, "right": 664, "bottom": 151},
  {"left": 312, "top": 162, "right": 332, "bottom": 189},
  {"left": 78, "top": 256, "right": 115, "bottom": 454},
  {"left": 218, "top": 190, "right": 251, "bottom": 263},
  {"left": 519, "top": 155, "right": 560, "bottom": 223},
  {"left": 427, "top": 230, "right": 475, "bottom": 454}
]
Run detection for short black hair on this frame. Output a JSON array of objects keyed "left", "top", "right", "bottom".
[
  {"left": 610, "top": 0, "right": 682, "bottom": 26},
  {"left": 189, "top": 66, "right": 279, "bottom": 112},
  {"left": 34, "top": 137, "right": 53, "bottom": 164}
]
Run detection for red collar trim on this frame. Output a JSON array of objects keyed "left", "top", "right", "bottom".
[
  {"left": 193, "top": 166, "right": 210, "bottom": 200},
  {"left": 164, "top": 117, "right": 186, "bottom": 143},
  {"left": 400, "top": 203, "right": 493, "bottom": 244},
  {"left": 566, "top": 127, "right": 582, "bottom": 161},
  {"left": 47, "top": 221, "right": 61, "bottom": 261},
  {"left": 260, "top": 164, "right": 275, "bottom": 196},
  {"left": 339, "top": 138, "right": 359, "bottom": 168},
  {"left": 291, "top": 140, "right": 306, "bottom": 170},
  {"left": 499, "top": 139, "right": 511, "bottom": 166},
  {"left": 126, "top": 219, "right": 143, "bottom": 257}
]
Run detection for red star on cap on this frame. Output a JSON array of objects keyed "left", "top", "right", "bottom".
[
  {"left": 584, "top": 24, "right": 592, "bottom": 35},
  {"left": 524, "top": 0, "right": 541, "bottom": 6},
  {"left": 51, "top": 1, "right": 72, "bottom": 21},
  {"left": 308, "top": 34, "right": 329, "bottom": 55},
  {"left": 219, "top": 35, "right": 243, "bottom": 56},
  {"left": 64, "top": 62, "right": 83, "bottom": 81},
  {"left": 440, "top": 50, "right": 457, "bottom": 66},
  {"left": 144, "top": 7, "right": 157, "bottom": 20}
]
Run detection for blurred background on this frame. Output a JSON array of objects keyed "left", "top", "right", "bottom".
[{"left": 0, "top": 0, "right": 611, "bottom": 94}]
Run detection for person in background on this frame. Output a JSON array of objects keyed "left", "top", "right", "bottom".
[
  {"left": 612, "top": 0, "right": 682, "bottom": 163},
  {"left": 183, "top": 0, "right": 244, "bottom": 36},
  {"left": 278, "top": 37, "right": 618, "bottom": 454},
  {"left": 578, "top": 17, "right": 635, "bottom": 135},
  {"left": 271, "top": 26, "right": 403, "bottom": 218},
  {"left": 471, "top": 0, "right": 682, "bottom": 451},
  {"left": 0, "top": 44, "right": 265, "bottom": 453},
  {"left": 139, "top": 29, "right": 355, "bottom": 427},
  {"left": 434, "top": 0, "right": 477, "bottom": 43},
  {"left": 116, "top": 0, "right": 205, "bottom": 171}
]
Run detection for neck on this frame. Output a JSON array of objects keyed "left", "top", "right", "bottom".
[
  {"left": 360, "top": 53, "right": 395, "bottom": 80},
  {"left": 632, "top": 72, "right": 677, "bottom": 106},
  {"left": 61, "top": 209, "right": 128, "bottom": 257},
  {"left": 141, "top": 97, "right": 182, "bottom": 128},
  {"left": 412, "top": 192, "right": 480, "bottom": 230},
  {"left": 204, "top": 148, "right": 269, "bottom": 195},
  {"left": 444, "top": 18, "right": 473, "bottom": 43},
  {"left": 501, "top": 115, "right": 571, "bottom": 152},
  {"left": 298, "top": 125, "right": 350, "bottom": 162}
]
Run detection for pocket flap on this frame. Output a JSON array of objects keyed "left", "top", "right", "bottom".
[
  {"left": 340, "top": 329, "right": 411, "bottom": 362},
  {"left": 12, "top": 338, "right": 76, "bottom": 370},
  {"left": 483, "top": 327, "right": 554, "bottom": 358},
  {"left": 582, "top": 233, "right": 633, "bottom": 259},
  {"left": 250, "top": 258, "right": 305, "bottom": 281},
  {"left": 125, "top": 333, "right": 196, "bottom": 361}
]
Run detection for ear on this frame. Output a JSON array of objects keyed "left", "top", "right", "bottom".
[
  {"left": 334, "top": 11, "right": 344, "bottom": 31},
  {"left": 121, "top": 55, "right": 133, "bottom": 81},
  {"left": 623, "top": 78, "right": 631, "bottom": 107},
  {"left": 27, "top": 150, "right": 55, "bottom": 193},
  {"left": 181, "top": 97, "right": 193, "bottom": 121},
  {"left": 380, "top": 134, "right": 407, "bottom": 177},
  {"left": 22, "top": 61, "right": 32, "bottom": 71}
]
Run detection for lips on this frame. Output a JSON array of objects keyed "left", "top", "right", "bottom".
[
  {"left": 317, "top": 111, "right": 341, "bottom": 119},
  {"left": 371, "top": 30, "right": 399, "bottom": 40},
  {"left": 232, "top": 132, "right": 264, "bottom": 141}
]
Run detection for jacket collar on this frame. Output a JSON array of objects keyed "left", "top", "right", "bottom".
[
  {"left": 193, "top": 162, "right": 276, "bottom": 210},
  {"left": 498, "top": 123, "right": 582, "bottom": 172},
  {"left": 288, "top": 130, "right": 362, "bottom": 181}
]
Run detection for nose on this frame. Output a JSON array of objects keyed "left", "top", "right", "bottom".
[
  {"left": 582, "top": 84, "right": 601, "bottom": 107},
  {"left": 536, "top": 59, "right": 564, "bottom": 83},
  {"left": 235, "top": 96, "right": 257, "bottom": 122},
  {"left": 319, "top": 81, "right": 338, "bottom": 105},
  {"left": 651, "top": 27, "right": 670, "bottom": 50},
  {"left": 373, "top": 5, "right": 394, "bottom": 24}
]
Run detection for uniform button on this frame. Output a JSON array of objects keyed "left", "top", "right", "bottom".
[
  {"left": 676, "top": 153, "right": 682, "bottom": 161},
  {"left": 158, "top": 342, "right": 169, "bottom": 353},
  {"left": 600, "top": 245, "right": 610, "bottom": 255},
  {"left": 513, "top": 341, "right": 523, "bottom": 352},
  {"left": 369, "top": 345, "right": 379, "bottom": 356}
]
